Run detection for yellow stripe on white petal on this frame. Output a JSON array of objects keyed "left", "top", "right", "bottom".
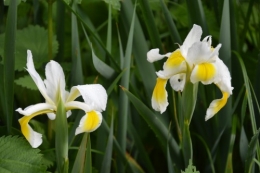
[
  {"left": 152, "top": 78, "right": 169, "bottom": 114},
  {"left": 75, "top": 111, "right": 102, "bottom": 135},
  {"left": 156, "top": 50, "right": 186, "bottom": 79},
  {"left": 147, "top": 48, "right": 171, "bottom": 63},
  {"left": 191, "top": 63, "right": 216, "bottom": 84},
  {"left": 19, "top": 115, "right": 42, "bottom": 148},
  {"left": 205, "top": 92, "right": 229, "bottom": 121}
]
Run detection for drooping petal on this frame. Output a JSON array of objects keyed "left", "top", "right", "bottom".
[
  {"left": 152, "top": 78, "right": 169, "bottom": 114},
  {"left": 214, "top": 58, "right": 233, "bottom": 94},
  {"left": 26, "top": 50, "right": 54, "bottom": 105},
  {"left": 147, "top": 48, "right": 171, "bottom": 63},
  {"left": 44, "top": 60, "right": 67, "bottom": 103},
  {"left": 75, "top": 111, "right": 102, "bottom": 135},
  {"left": 65, "top": 101, "right": 92, "bottom": 112},
  {"left": 169, "top": 73, "right": 186, "bottom": 92},
  {"left": 16, "top": 103, "right": 55, "bottom": 116},
  {"left": 190, "top": 62, "right": 217, "bottom": 85},
  {"left": 180, "top": 24, "right": 202, "bottom": 57},
  {"left": 69, "top": 84, "right": 107, "bottom": 112},
  {"left": 19, "top": 115, "right": 43, "bottom": 148},
  {"left": 156, "top": 49, "right": 186, "bottom": 79},
  {"left": 205, "top": 92, "right": 229, "bottom": 121},
  {"left": 47, "top": 113, "right": 56, "bottom": 120}
]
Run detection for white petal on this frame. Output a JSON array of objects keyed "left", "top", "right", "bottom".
[
  {"left": 205, "top": 92, "right": 229, "bottom": 121},
  {"left": 19, "top": 116, "right": 42, "bottom": 148},
  {"left": 26, "top": 125, "right": 43, "bottom": 148},
  {"left": 71, "top": 84, "right": 107, "bottom": 112},
  {"left": 169, "top": 74, "right": 186, "bottom": 92},
  {"left": 180, "top": 24, "right": 202, "bottom": 57},
  {"left": 16, "top": 103, "right": 55, "bottom": 116},
  {"left": 47, "top": 113, "right": 56, "bottom": 120},
  {"left": 26, "top": 50, "right": 54, "bottom": 105},
  {"left": 147, "top": 48, "right": 171, "bottom": 63},
  {"left": 214, "top": 58, "right": 233, "bottom": 94},
  {"left": 75, "top": 111, "right": 102, "bottom": 135},
  {"left": 44, "top": 60, "right": 67, "bottom": 103},
  {"left": 186, "top": 42, "right": 220, "bottom": 65},
  {"left": 66, "top": 110, "right": 72, "bottom": 118},
  {"left": 152, "top": 78, "right": 169, "bottom": 114},
  {"left": 202, "top": 36, "right": 212, "bottom": 46},
  {"left": 65, "top": 101, "right": 92, "bottom": 112}
]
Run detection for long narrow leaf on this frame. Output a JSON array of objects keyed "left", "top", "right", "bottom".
[
  {"left": 121, "top": 86, "right": 181, "bottom": 171},
  {"left": 3, "top": 0, "right": 17, "bottom": 134}
]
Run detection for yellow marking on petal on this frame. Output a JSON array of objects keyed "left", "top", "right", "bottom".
[
  {"left": 84, "top": 111, "right": 101, "bottom": 131},
  {"left": 213, "top": 92, "right": 229, "bottom": 114},
  {"left": 165, "top": 50, "right": 185, "bottom": 68},
  {"left": 19, "top": 115, "right": 35, "bottom": 142},
  {"left": 152, "top": 78, "right": 167, "bottom": 103},
  {"left": 195, "top": 63, "right": 216, "bottom": 82}
]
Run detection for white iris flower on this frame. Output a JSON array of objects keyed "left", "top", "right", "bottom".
[
  {"left": 16, "top": 50, "right": 107, "bottom": 148},
  {"left": 147, "top": 24, "right": 233, "bottom": 120}
]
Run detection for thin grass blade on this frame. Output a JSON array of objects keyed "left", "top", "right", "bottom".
[
  {"left": 100, "top": 114, "right": 114, "bottom": 173},
  {"left": 2, "top": 0, "right": 17, "bottom": 134}
]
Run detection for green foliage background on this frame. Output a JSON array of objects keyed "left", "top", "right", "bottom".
[{"left": 0, "top": 0, "right": 260, "bottom": 173}]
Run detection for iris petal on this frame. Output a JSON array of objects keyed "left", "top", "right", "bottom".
[
  {"left": 191, "top": 63, "right": 216, "bottom": 84},
  {"left": 152, "top": 78, "right": 169, "bottom": 114},
  {"left": 205, "top": 92, "right": 229, "bottom": 121},
  {"left": 169, "top": 73, "right": 186, "bottom": 92},
  {"left": 19, "top": 115, "right": 43, "bottom": 148},
  {"left": 147, "top": 48, "right": 171, "bottom": 63},
  {"left": 156, "top": 49, "right": 186, "bottom": 79},
  {"left": 75, "top": 111, "right": 102, "bottom": 135},
  {"left": 26, "top": 50, "right": 54, "bottom": 105}
]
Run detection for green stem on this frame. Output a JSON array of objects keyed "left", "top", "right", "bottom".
[{"left": 55, "top": 97, "right": 69, "bottom": 173}]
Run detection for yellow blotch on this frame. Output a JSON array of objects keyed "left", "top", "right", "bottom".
[
  {"left": 84, "top": 111, "right": 101, "bottom": 131},
  {"left": 196, "top": 63, "right": 216, "bottom": 82},
  {"left": 152, "top": 78, "right": 167, "bottom": 103},
  {"left": 213, "top": 92, "right": 229, "bottom": 114},
  {"left": 19, "top": 115, "right": 34, "bottom": 141},
  {"left": 165, "top": 50, "right": 185, "bottom": 68}
]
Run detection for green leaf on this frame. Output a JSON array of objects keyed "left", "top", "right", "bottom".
[
  {"left": 0, "top": 25, "right": 59, "bottom": 71},
  {"left": 100, "top": 115, "right": 114, "bottom": 173},
  {"left": 104, "top": 0, "right": 121, "bottom": 11},
  {"left": 2, "top": 0, "right": 17, "bottom": 134},
  {"left": 84, "top": 134, "right": 92, "bottom": 173},
  {"left": 81, "top": 25, "right": 115, "bottom": 79},
  {"left": 72, "top": 133, "right": 88, "bottom": 173},
  {"left": 0, "top": 136, "right": 47, "bottom": 173},
  {"left": 245, "top": 129, "right": 260, "bottom": 173},
  {"left": 181, "top": 159, "right": 200, "bottom": 173},
  {"left": 55, "top": 96, "right": 69, "bottom": 173},
  {"left": 121, "top": 87, "right": 181, "bottom": 170},
  {"left": 3, "top": 0, "right": 26, "bottom": 6},
  {"left": 14, "top": 75, "right": 38, "bottom": 90},
  {"left": 71, "top": 3, "right": 84, "bottom": 85}
]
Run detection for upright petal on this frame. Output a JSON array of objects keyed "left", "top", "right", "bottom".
[
  {"left": 44, "top": 60, "right": 67, "bottom": 103},
  {"left": 205, "top": 92, "right": 229, "bottom": 121},
  {"left": 186, "top": 42, "right": 221, "bottom": 65},
  {"left": 180, "top": 24, "right": 202, "bottom": 57},
  {"left": 26, "top": 50, "right": 54, "bottom": 105},
  {"left": 152, "top": 78, "right": 169, "bottom": 114},
  {"left": 169, "top": 73, "right": 186, "bottom": 92},
  {"left": 19, "top": 115, "right": 42, "bottom": 148},
  {"left": 75, "top": 111, "right": 102, "bottom": 135},
  {"left": 147, "top": 48, "right": 171, "bottom": 63},
  {"left": 69, "top": 84, "right": 107, "bottom": 112}
]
